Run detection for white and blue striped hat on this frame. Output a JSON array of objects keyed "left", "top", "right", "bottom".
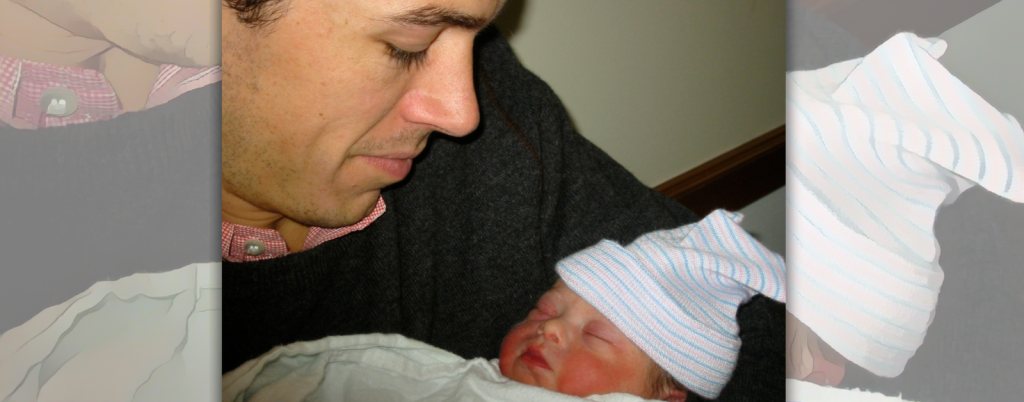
[
  {"left": 787, "top": 33, "right": 1024, "bottom": 378},
  {"left": 555, "top": 209, "right": 785, "bottom": 399}
]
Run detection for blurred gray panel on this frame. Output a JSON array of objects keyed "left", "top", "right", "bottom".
[
  {"left": 807, "top": 0, "right": 1001, "bottom": 50},
  {"left": 841, "top": 188, "right": 1024, "bottom": 401},
  {"left": 0, "top": 84, "right": 220, "bottom": 333},
  {"left": 789, "top": 1, "right": 1024, "bottom": 399},
  {"left": 787, "top": 0, "right": 869, "bottom": 71}
]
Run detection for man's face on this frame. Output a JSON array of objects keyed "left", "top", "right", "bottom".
[
  {"left": 499, "top": 280, "right": 657, "bottom": 399},
  {"left": 222, "top": 0, "right": 503, "bottom": 228}
]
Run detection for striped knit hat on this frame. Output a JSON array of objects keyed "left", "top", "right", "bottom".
[
  {"left": 555, "top": 209, "right": 785, "bottom": 399},
  {"left": 787, "top": 32, "right": 1024, "bottom": 378}
]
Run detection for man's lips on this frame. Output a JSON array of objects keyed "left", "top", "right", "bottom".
[
  {"left": 359, "top": 155, "right": 414, "bottom": 180},
  {"left": 520, "top": 345, "right": 552, "bottom": 371}
]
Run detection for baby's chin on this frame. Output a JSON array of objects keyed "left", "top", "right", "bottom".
[
  {"left": 498, "top": 345, "right": 546, "bottom": 389},
  {"left": 497, "top": 355, "right": 512, "bottom": 377},
  {"left": 497, "top": 337, "right": 514, "bottom": 372},
  {"left": 497, "top": 345, "right": 524, "bottom": 381},
  {"left": 499, "top": 357, "right": 540, "bottom": 387}
]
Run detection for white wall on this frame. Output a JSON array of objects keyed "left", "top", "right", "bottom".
[{"left": 494, "top": 0, "right": 786, "bottom": 187}]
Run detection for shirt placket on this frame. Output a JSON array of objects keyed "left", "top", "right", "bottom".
[
  {"left": 227, "top": 226, "right": 289, "bottom": 262},
  {"left": 12, "top": 60, "right": 123, "bottom": 129},
  {"left": 0, "top": 56, "right": 22, "bottom": 127}
]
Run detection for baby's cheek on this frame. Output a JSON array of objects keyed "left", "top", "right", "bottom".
[{"left": 556, "top": 352, "right": 636, "bottom": 397}]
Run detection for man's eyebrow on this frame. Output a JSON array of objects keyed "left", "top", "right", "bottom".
[{"left": 387, "top": 6, "right": 490, "bottom": 30}]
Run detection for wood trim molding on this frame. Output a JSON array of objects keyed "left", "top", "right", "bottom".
[{"left": 655, "top": 125, "right": 785, "bottom": 217}]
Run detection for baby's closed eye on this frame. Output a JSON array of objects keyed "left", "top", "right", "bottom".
[
  {"left": 527, "top": 298, "right": 559, "bottom": 321},
  {"left": 583, "top": 323, "right": 618, "bottom": 346},
  {"left": 526, "top": 308, "right": 552, "bottom": 321}
]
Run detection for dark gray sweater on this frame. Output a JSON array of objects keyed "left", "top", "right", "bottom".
[{"left": 222, "top": 27, "right": 783, "bottom": 401}]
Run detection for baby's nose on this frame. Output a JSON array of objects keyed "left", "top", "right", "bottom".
[{"left": 539, "top": 321, "right": 565, "bottom": 346}]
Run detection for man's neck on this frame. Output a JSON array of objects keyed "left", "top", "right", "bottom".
[{"left": 222, "top": 188, "right": 310, "bottom": 252}]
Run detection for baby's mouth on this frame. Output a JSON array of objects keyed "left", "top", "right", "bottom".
[{"left": 520, "top": 345, "right": 552, "bottom": 371}]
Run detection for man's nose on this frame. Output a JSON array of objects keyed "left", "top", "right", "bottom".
[{"left": 400, "top": 39, "right": 479, "bottom": 137}]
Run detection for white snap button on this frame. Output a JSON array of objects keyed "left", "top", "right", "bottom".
[
  {"left": 39, "top": 87, "right": 78, "bottom": 117},
  {"left": 243, "top": 239, "right": 266, "bottom": 256}
]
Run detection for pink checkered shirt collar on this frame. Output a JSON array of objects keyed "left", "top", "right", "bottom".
[
  {"left": 0, "top": 55, "right": 221, "bottom": 129},
  {"left": 222, "top": 196, "right": 387, "bottom": 263}
]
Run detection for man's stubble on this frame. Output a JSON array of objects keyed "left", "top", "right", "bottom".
[{"left": 221, "top": 36, "right": 433, "bottom": 229}]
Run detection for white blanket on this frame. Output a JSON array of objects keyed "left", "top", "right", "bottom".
[{"left": 222, "top": 334, "right": 654, "bottom": 402}]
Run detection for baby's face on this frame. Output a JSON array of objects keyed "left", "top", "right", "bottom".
[{"left": 499, "top": 279, "right": 656, "bottom": 398}]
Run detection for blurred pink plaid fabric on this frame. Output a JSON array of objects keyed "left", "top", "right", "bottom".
[{"left": 0, "top": 55, "right": 220, "bottom": 129}]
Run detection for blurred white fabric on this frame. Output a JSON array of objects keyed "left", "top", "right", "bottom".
[
  {"left": 787, "top": 379, "right": 917, "bottom": 402},
  {"left": 0, "top": 262, "right": 221, "bottom": 402}
]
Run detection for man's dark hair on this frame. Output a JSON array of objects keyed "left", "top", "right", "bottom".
[{"left": 224, "top": 0, "right": 290, "bottom": 28}]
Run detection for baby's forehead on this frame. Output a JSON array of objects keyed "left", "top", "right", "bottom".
[
  {"left": 545, "top": 279, "right": 578, "bottom": 300},
  {"left": 546, "top": 280, "right": 607, "bottom": 318}
]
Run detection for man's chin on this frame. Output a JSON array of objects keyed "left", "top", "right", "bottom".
[{"left": 296, "top": 192, "right": 381, "bottom": 229}]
